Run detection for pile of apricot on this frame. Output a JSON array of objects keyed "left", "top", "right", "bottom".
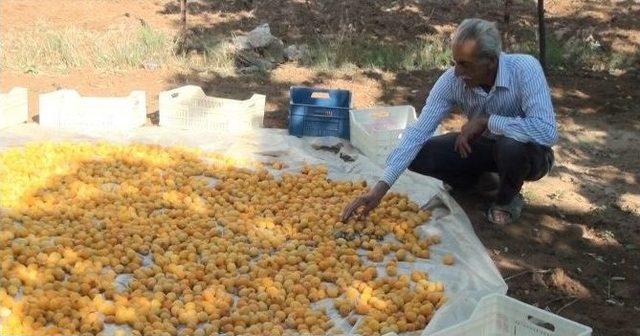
[{"left": 0, "top": 143, "right": 445, "bottom": 336}]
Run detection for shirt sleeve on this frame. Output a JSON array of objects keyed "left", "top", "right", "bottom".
[
  {"left": 381, "top": 69, "right": 457, "bottom": 186},
  {"left": 487, "top": 56, "right": 558, "bottom": 146}
]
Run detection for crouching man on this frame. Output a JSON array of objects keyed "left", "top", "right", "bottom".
[{"left": 343, "top": 18, "right": 556, "bottom": 225}]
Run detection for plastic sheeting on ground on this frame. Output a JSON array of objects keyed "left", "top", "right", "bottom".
[{"left": 0, "top": 124, "right": 507, "bottom": 335}]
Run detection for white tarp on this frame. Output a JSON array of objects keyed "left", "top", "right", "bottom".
[{"left": 0, "top": 124, "right": 507, "bottom": 335}]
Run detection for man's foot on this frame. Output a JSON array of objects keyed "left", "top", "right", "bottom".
[
  {"left": 486, "top": 194, "right": 524, "bottom": 225},
  {"left": 489, "top": 208, "right": 511, "bottom": 224}
]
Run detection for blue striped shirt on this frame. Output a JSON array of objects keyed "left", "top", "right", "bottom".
[{"left": 382, "top": 53, "right": 558, "bottom": 186}]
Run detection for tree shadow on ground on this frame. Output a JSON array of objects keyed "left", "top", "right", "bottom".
[
  {"left": 454, "top": 192, "right": 640, "bottom": 336},
  {"left": 159, "top": 0, "right": 438, "bottom": 43}
]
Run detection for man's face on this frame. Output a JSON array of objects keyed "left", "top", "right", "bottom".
[{"left": 452, "top": 40, "right": 496, "bottom": 88}]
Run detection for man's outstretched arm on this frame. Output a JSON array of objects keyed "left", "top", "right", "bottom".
[
  {"left": 382, "top": 69, "right": 458, "bottom": 186},
  {"left": 342, "top": 69, "right": 457, "bottom": 221}
]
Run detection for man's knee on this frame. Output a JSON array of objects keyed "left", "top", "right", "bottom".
[
  {"left": 408, "top": 133, "right": 458, "bottom": 174},
  {"left": 493, "top": 136, "right": 555, "bottom": 181},
  {"left": 408, "top": 141, "right": 438, "bottom": 174},
  {"left": 494, "top": 136, "right": 527, "bottom": 163}
]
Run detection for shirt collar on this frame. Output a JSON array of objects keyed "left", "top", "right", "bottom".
[{"left": 494, "top": 52, "right": 511, "bottom": 89}]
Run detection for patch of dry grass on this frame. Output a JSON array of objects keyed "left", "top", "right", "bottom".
[{"left": 0, "top": 22, "right": 235, "bottom": 75}]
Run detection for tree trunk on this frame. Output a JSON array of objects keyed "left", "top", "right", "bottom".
[
  {"left": 503, "top": 0, "right": 513, "bottom": 50},
  {"left": 176, "top": 0, "right": 188, "bottom": 53},
  {"left": 538, "top": 0, "right": 547, "bottom": 72},
  {"left": 180, "top": 0, "right": 187, "bottom": 33}
]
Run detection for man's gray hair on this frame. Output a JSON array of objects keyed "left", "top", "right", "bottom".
[{"left": 452, "top": 18, "right": 502, "bottom": 61}]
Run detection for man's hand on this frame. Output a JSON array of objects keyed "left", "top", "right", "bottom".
[
  {"left": 341, "top": 181, "right": 390, "bottom": 222},
  {"left": 455, "top": 116, "right": 489, "bottom": 158}
]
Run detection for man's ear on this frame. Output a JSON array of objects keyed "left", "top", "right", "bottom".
[{"left": 490, "top": 56, "right": 499, "bottom": 69}]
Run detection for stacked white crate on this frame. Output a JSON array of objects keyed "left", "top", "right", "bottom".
[
  {"left": 159, "top": 85, "right": 266, "bottom": 132},
  {"left": 39, "top": 89, "right": 146, "bottom": 131},
  {"left": 349, "top": 105, "right": 417, "bottom": 166},
  {"left": 0, "top": 87, "right": 29, "bottom": 129},
  {"left": 431, "top": 294, "right": 592, "bottom": 336}
]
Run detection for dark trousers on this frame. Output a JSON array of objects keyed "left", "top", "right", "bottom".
[{"left": 408, "top": 133, "right": 554, "bottom": 205}]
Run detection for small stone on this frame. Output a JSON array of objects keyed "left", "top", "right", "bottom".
[
  {"left": 247, "top": 23, "right": 275, "bottom": 48},
  {"left": 310, "top": 137, "right": 344, "bottom": 153},
  {"left": 235, "top": 49, "right": 274, "bottom": 69},
  {"left": 531, "top": 271, "right": 545, "bottom": 287},
  {"left": 263, "top": 38, "right": 285, "bottom": 64},
  {"left": 232, "top": 35, "right": 251, "bottom": 51},
  {"left": 338, "top": 145, "right": 358, "bottom": 162},
  {"left": 142, "top": 59, "right": 160, "bottom": 71},
  {"left": 284, "top": 44, "right": 311, "bottom": 62}
]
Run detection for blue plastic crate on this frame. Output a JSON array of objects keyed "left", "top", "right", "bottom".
[{"left": 288, "top": 86, "right": 352, "bottom": 139}]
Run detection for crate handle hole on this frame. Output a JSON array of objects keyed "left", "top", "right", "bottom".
[
  {"left": 527, "top": 315, "right": 555, "bottom": 332},
  {"left": 311, "top": 92, "right": 330, "bottom": 99},
  {"left": 171, "top": 92, "right": 180, "bottom": 98}
]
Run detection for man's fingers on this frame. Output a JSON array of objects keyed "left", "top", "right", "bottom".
[
  {"left": 341, "top": 203, "right": 353, "bottom": 222},
  {"left": 341, "top": 204, "right": 355, "bottom": 222},
  {"left": 454, "top": 135, "right": 462, "bottom": 153},
  {"left": 342, "top": 198, "right": 363, "bottom": 222},
  {"left": 456, "top": 135, "right": 469, "bottom": 158},
  {"left": 342, "top": 196, "right": 380, "bottom": 222},
  {"left": 461, "top": 138, "right": 472, "bottom": 156}
]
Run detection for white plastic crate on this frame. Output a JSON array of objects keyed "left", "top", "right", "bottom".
[
  {"left": 159, "top": 85, "right": 266, "bottom": 133},
  {"left": 0, "top": 87, "right": 29, "bottom": 129},
  {"left": 39, "top": 89, "right": 146, "bottom": 131},
  {"left": 431, "top": 294, "right": 592, "bottom": 336},
  {"left": 349, "top": 105, "right": 417, "bottom": 166}
]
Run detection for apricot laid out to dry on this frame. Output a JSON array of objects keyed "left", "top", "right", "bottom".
[{"left": 0, "top": 142, "right": 446, "bottom": 336}]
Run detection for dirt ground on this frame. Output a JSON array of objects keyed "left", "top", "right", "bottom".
[{"left": 1, "top": 1, "right": 639, "bottom": 335}]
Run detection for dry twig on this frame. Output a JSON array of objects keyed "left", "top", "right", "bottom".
[
  {"left": 557, "top": 298, "right": 580, "bottom": 314},
  {"left": 504, "top": 268, "right": 551, "bottom": 281}
]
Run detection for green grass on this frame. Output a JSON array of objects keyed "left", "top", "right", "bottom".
[
  {"left": 3, "top": 21, "right": 634, "bottom": 76},
  {"left": 307, "top": 35, "right": 452, "bottom": 72},
  {"left": 176, "top": 35, "right": 236, "bottom": 75},
  {"left": 509, "top": 30, "right": 637, "bottom": 72},
  {"left": 94, "top": 25, "right": 173, "bottom": 69},
  {"left": 515, "top": 35, "right": 568, "bottom": 70}
]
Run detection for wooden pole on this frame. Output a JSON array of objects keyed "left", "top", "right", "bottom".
[
  {"left": 176, "top": 0, "right": 188, "bottom": 53},
  {"left": 538, "top": 0, "right": 547, "bottom": 72},
  {"left": 503, "top": 0, "right": 513, "bottom": 50},
  {"left": 180, "top": 0, "right": 187, "bottom": 33}
]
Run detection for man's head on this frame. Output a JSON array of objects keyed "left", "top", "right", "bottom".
[{"left": 451, "top": 18, "right": 501, "bottom": 88}]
